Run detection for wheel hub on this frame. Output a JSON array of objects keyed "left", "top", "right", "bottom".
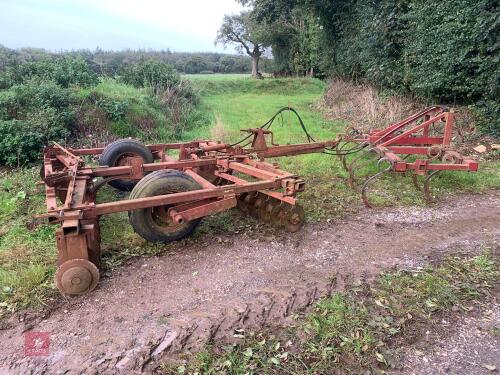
[{"left": 55, "top": 259, "right": 99, "bottom": 296}]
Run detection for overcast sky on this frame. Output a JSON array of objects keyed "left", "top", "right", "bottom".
[{"left": 0, "top": 0, "right": 245, "bottom": 53}]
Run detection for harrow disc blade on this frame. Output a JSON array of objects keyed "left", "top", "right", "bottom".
[
  {"left": 284, "top": 205, "right": 305, "bottom": 233},
  {"left": 237, "top": 192, "right": 257, "bottom": 215},
  {"left": 257, "top": 198, "right": 274, "bottom": 222},
  {"left": 270, "top": 203, "right": 287, "bottom": 227},
  {"left": 249, "top": 194, "right": 266, "bottom": 218}
]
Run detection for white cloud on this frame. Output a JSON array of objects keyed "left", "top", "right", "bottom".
[{"left": 0, "top": 0, "right": 246, "bottom": 52}]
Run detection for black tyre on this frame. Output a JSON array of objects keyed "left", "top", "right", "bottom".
[
  {"left": 99, "top": 139, "right": 154, "bottom": 191},
  {"left": 128, "top": 170, "right": 202, "bottom": 243}
]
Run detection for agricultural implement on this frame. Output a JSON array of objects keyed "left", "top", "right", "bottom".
[
  {"left": 336, "top": 106, "right": 478, "bottom": 206},
  {"left": 39, "top": 106, "right": 477, "bottom": 295}
]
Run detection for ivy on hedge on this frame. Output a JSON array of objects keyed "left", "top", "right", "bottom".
[{"left": 315, "top": 0, "right": 499, "bottom": 135}]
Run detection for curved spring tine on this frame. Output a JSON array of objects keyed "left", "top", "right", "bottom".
[
  {"left": 348, "top": 158, "right": 379, "bottom": 190},
  {"left": 339, "top": 141, "right": 367, "bottom": 172},
  {"left": 335, "top": 141, "right": 348, "bottom": 160},
  {"left": 348, "top": 147, "right": 380, "bottom": 189},
  {"left": 336, "top": 141, "right": 356, "bottom": 169},
  {"left": 347, "top": 147, "right": 375, "bottom": 185},
  {"left": 423, "top": 170, "right": 441, "bottom": 203},
  {"left": 411, "top": 172, "right": 422, "bottom": 191},
  {"left": 361, "top": 158, "right": 393, "bottom": 208}
]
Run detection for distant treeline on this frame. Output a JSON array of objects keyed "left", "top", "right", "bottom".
[{"left": 0, "top": 45, "right": 272, "bottom": 76}]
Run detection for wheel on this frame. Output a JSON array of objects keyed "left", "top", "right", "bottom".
[
  {"left": 55, "top": 259, "right": 99, "bottom": 296},
  {"left": 99, "top": 139, "right": 154, "bottom": 191},
  {"left": 128, "top": 170, "right": 202, "bottom": 243},
  {"left": 284, "top": 205, "right": 305, "bottom": 233}
]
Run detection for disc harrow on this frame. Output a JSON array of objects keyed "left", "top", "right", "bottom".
[{"left": 37, "top": 106, "right": 477, "bottom": 295}]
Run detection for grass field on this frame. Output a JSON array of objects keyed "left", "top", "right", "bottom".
[{"left": 0, "top": 74, "right": 499, "bottom": 315}]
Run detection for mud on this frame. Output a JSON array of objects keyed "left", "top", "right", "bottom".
[{"left": 0, "top": 192, "right": 498, "bottom": 374}]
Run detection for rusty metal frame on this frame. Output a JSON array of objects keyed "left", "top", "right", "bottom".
[
  {"left": 40, "top": 107, "right": 478, "bottom": 295},
  {"left": 41, "top": 127, "right": 340, "bottom": 295}
]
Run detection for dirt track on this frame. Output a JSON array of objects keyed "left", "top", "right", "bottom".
[{"left": 0, "top": 193, "right": 499, "bottom": 375}]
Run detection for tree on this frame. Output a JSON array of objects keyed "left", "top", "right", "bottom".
[{"left": 216, "top": 11, "right": 267, "bottom": 78}]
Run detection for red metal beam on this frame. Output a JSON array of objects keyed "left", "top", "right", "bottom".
[{"left": 80, "top": 179, "right": 282, "bottom": 217}]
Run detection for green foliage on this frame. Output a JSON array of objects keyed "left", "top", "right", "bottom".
[
  {"left": 0, "top": 120, "right": 45, "bottom": 166},
  {"left": 0, "top": 52, "right": 206, "bottom": 166},
  {"left": 243, "top": 0, "right": 499, "bottom": 135},
  {"left": 76, "top": 78, "right": 206, "bottom": 143},
  {"left": 0, "top": 168, "right": 57, "bottom": 314},
  {"left": 322, "top": 0, "right": 499, "bottom": 135},
  {"left": 120, "top": 60, "right": 182, "bottom": 94},
  {"left": 0, "top": 80, "right": 75, "bottom": 165},
  {"left": 0, "top": 55, "right": 98, "bottom": 89}
]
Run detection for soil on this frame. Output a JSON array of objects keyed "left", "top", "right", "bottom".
[
  {"left": 0, "top": 192, "right": 498, "bottom": 375},
  {"left": 398, "top": 300, "right": 500, "bottom": 375}
]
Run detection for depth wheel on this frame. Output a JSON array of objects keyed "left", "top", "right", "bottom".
[
  {"left": 55, "top": 259, "right": 99, "bottom": 296},
  {"left": 128, "top": 170, "right": 202, "bottom": 243},
  {"left": 284, "top": 205, "right": 305, "bottom": 232}
]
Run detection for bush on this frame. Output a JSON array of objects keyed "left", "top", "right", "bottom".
[
  {"left": 0, "top": 80, "right": 75, "bottom": 165},
  {"left": 119, "top": 60, "right": 182, "bottom": 94},
  {"left": 310, "top": 0, "right": 499, "bottom": 136},
  {"left": 0, "top": 120, "right": 44, "bottom": 166},
  {"left": 0, "top": 56, "right": 98, "bottom": 90}
]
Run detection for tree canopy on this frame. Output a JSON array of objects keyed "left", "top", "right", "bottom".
[{"left": 216, "top": 11, "right": 268, "bottom": 77}]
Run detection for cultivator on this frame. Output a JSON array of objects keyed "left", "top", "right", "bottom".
[
  {"left": 38, "top": 106, "right": 477, "bottom": 295},
  {"left": 335, "top": 106, "right": 478, "bottom": 206}
]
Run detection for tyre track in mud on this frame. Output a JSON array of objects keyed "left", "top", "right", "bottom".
[{"left": 0, "top": 193, "right": 498, "bottom": 374}]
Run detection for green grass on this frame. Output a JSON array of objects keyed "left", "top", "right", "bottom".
[
  {"left": 0, "top": 75, "right": 499, "bottom": 317},
  {"left": 75, "top": 78, "right": 209, "bottom": 144},
  {"left": 161, "top": 253, "right": 499, "bottom": 374},
  {"left": 0, "top": 168, "right": 58, "bottom": 313}
]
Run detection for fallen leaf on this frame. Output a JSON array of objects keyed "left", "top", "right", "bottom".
[{"left": 473, "top": 145, "right": 487, "bottom": 153}]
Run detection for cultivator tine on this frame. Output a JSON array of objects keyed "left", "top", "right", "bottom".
[
  {"left": 334, "top": 141, "right": 346, "bottom": 162},
  {"left": 411, "top": 172, "right": 422, "bottom": 192},
  {"left": 338, "top": 141, "right": 367, "bottom": 172},
  {"left": 423, "top": 170, "right": 441, "bottom": 203},
  {"left": 361, "top": 158, "right": 393, "bottom": 208},
  {"left": 347, "top": 147, "right": 381, "bottom": 189}
]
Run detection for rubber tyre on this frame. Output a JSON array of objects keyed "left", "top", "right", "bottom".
[
  {"left": 99, "top": 139, "right": 154, "bottom": 191},
  {"left": 129, "top": 170, "right": 202, "bottom": 243}
]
